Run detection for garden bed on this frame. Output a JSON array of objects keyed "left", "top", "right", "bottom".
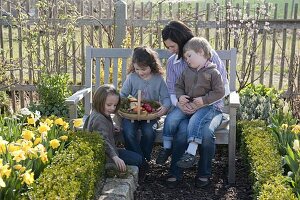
[{"left": 135, "top": 145, "right": 252, "bottom": 200}]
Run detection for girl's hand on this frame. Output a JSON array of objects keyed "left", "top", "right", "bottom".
[
  {"left": 156, "top": 106, "right": 168, "bottom": 117},
  {"left": 112, "top": 156, "right": 126, "bottom": 172},
  {"left": 193, "top": 97, "right": 204, "bottom": 108},
  {"left": 179, "top": 95, "right": 190, "bottom": 104}
]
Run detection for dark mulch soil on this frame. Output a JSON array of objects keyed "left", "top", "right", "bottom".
[{"left": 134, "top": 144, "right": 253, "bottom": 200}]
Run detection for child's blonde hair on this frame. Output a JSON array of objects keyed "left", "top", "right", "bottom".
[
  {"left": 92, "top": 84, "right": 120, "bottom": 114},
  {"left": 128, "top": 46, "right": 163, "bottom": 75},
  {"left": 183, "top": 37, "right": 212, "bottom": 59}
]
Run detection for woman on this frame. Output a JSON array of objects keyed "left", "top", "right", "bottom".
[{"left": 155, "top": 20, "right": 229, "bottom": 188}]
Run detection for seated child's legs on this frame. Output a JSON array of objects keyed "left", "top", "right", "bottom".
[
  {"left": 140, "top": 120, "right": 157, "bottom": 161},
  {"left": 118, "top": 148, "right": 143, "bottom": 167},
  {"left": 187, "top": 105, "right": 217, "bottom": 143},
  {"left": 122, "top": 119, "right": 143, "bottom": 156},
  {"left": 176, "top": 106, "right": 222, "bottom": 169}
]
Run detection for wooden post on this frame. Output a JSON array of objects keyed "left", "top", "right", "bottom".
[{"left": 114, "top": 0, "right": 127, "bottom": 48}]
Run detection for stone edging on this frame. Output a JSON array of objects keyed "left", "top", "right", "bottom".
[{"left": 96, "top": 165, "right": 139, "bottom": 200}]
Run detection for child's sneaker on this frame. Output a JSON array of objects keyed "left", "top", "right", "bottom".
[
  {"left": 156, "top": 148, "right": 172, "bottom": 165},
  {"left": 176, "top": 152, "right": 196, "bottom": 168}
]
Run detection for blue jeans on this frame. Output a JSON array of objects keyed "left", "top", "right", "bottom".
[
  {"left": 164, "top": 105, "right": 223, "bottom": 178},
  {"left": 118, "top": 148, "right": 143, "bottom": 167},
  {"left": 122, "top": 119, "right": 156, "bottom": 161},
  {"left": 169, "top": 119, "right": 188, "bottom": 180},
  {"left": 163, "top": 105, "right": 220, "bottom": 144}
]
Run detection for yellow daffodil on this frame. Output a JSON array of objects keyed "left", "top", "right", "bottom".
[
  {"left": 22, "top": 170, "right": 34, "bottom": 185},
  {"left": 49, "top": 139, "right": 60, "bottom": 149},
  {"left": 14, "top": 164, "right": 22, "bottom": 170},
  {"left": 281, "top": 124, "right": 288, "bottom": 130},
  {"left": 0, "top": 137, "right": 8, "bottom": 154},
  {"left": 73, "top": 118, "right": 83, "bottom": 128},
  {"left": 38, "top": 122, "right": 50, "bottom": 134},
  {"left": 292, "top": 125, "right": 300, "bottom": 134},
  {"left": 54, "top": 118, "right": 65, "bottom": 126},
  {"left": 293, "top": 139, "right": 300, "bottom": 151},
  {"left": 7, "top": 143, "right": 21, "bottom": 153},
  {"left": 40, "top": 152, "right": 48, "bottom": 164},
  {"left": 63, "top": 122, "right": 69, "bottom": 130},
  {"left": 27, "top": 117, "right": 35, "bottom": 125},
  {"left": 0, "top": 164, "right": 11, "bottom": 178},
  {"left": 44, "top": 118, "right": 53, "bottom": 127},
  {"left": 26, "top": 148, "right": 38, "bottom": 159},
  {"left": 22, "top": 130, "right": 35, "bottom": 141},
  {"left": 34, "top": 137, "right": 42, "bottom": 146},
  {"left": 34, "top": 144, "right": 46, "bottom": 153},
  {"left": 11, "top": 150, "right": 26, "bottom": 163},
  {"left": 21, "top": 140, "right": 33, "bottom": 152},
  {"left": 0, "top": 177, "right": 5, "bottom": 188},
  {"left": 60, "top": 135, "right": 68, "bottom": 141}
]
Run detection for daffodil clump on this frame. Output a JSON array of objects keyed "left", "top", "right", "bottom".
[{"left": 0, "top": 108, "right": 76, "bottom": 200}]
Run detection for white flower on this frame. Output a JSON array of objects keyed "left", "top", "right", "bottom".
[
  {"left": 34, "top": 110, "right": 41, "bottom": 121},
  {"left": 293, "top": 140, "right": 300, "bottom": 151},
  {"left": 20, "top": 108, "right": 32, "bottom": 116},
  {"left": 287, "top": 171, "right": 293, "bottom": 177}
]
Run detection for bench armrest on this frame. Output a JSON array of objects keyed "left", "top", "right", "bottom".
[
  {"left": 65, "top": 88, "right": 92, "bottom": 120},
  {"left": 229, "top": 91, "right": 240, "bottom": 108},
  {"left": 66, "top": 88, "right": 91, "bottom": 105}
]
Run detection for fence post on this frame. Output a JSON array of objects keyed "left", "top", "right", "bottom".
[{"left": 114, "top": 0, "right": 127, "bottom": 48}]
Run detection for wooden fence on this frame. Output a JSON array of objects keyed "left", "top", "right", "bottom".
[{"left": 0, "top": 0, "right": 299, "bottom": 112}]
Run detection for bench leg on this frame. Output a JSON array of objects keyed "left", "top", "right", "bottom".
[{"left": 228, "top": 108, "right": 237, "bottom": 184}]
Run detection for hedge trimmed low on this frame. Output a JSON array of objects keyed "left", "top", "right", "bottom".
[
  {"left": 24, "top": 130, "right": 105, "bottom": 199},
  {"left": 239, "top": 120, "right": 296, "bottom": 199}
]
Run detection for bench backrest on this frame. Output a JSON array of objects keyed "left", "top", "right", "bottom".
[{"left": 83, "top": 46, "right": 237, "bottom": 116}]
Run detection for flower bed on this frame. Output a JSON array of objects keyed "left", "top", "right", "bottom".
[{"left": 0, "top": 108, "right": 105, "bottom": 199}]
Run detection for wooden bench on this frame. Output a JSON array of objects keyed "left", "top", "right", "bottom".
[{"left": 65, "top": 46, "right": 240, "bottom": 184}]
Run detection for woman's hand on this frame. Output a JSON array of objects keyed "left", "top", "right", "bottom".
[
  {"left": 156, "top": 106, "right": 168, "bottom": 117},
  {"left": 112, "top": 156, "right": 126, "bottom": 172}
]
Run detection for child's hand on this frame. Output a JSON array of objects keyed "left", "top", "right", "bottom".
[
  {"left": 179, "top": 95, "right": 190, "bottom": 104},
  {"left": 114, "top": 125, "right": 121, "bottom": 133},
  {"left": 156, "top": 106, "right": 168, "bottom": 117},
  {"left": 112, "top": 156, "right": 126, "bottom": 172},
  {"left": 193, "top": 97, "right": 204, "bottom": 108}
]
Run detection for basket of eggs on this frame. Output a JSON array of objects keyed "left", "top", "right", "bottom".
[{"left": 118, "top": 90, "right": 161, "bottom": 121}]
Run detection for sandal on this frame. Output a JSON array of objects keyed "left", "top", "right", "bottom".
[{"left": 176, "top": 152, "right": 196, "bottom": 169}]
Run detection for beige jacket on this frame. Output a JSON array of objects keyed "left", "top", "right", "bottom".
[{"left": 175, "top": 63, "right": 225, "bottom": 105}]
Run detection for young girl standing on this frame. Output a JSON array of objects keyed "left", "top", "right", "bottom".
[
  {"left": 83, "top": 84, "right": 143, "bottom": 172},
  {"left": 120, "top": 46, "right": 171, "bottom": 163}
]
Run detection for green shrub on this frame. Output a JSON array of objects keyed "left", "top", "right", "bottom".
[
  {"left": 239, "top": 120, "right": 296, "bottom": 198},
  {"left": 30, "top": 73, "right": 71, "bottom": 117},
  {"left": 25, "top": 130, "right": 105, "bottom": 199},
  {"left": 258, "top": 175, "right": 297, "bottom": 200},
  {"left": 238, "top": 84, "right": 282, "bottom": 123}
]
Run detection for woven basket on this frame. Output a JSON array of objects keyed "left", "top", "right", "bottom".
[{"left": 118, "top": 90, "right": 159, "bottom": 121}]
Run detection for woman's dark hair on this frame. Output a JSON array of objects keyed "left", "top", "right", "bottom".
[
  {"left": 162, "top": 20, "right": 194, "bottom": 59},
  {"left": 92, "top": 84, "right": 120, "bottom": 115},
  {"left": 128, "top": 46, "right": 163, "bottom": 75}
]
